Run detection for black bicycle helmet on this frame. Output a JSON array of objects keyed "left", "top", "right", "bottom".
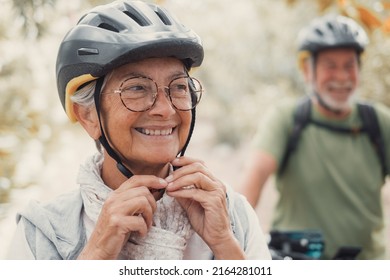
[
  {"left": 297, "top": 14, "right": 368, "bottom": 55},
  {"left": 56, "top": 0, "right": 204, "bottom": 122}
]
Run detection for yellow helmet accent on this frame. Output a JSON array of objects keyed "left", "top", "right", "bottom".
[
  {"left": 65, "top": 74, "right": 98, "bottom": 123},
  {"left": 297, "top": 50, "right": 311, "bottom": 72}
]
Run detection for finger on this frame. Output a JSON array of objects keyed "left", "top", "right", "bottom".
[
  {"left": 171, "top": 156, "right": 203, "bottom": 167},
  {"left": 167, "top": 185, "right": 226, "bottom": 206},
  {"left": 103, "top": 189, "right": 156, "bottom": 228},
  {"left": 171, "top": 157, "right": 210, "bottom": 178},
  {"left": 117, "top": 175, "right": 168, "bottom": 193},
  {"left": 95, "top": 203, "right": 151, "bottom": 237},
  {"left": 106, "top": 186, "right": 158, "bottom": 213},
  {"left": 167, "top": 169, "right": 225, "bottom": 193},
  {"left": 119, "top": 215, "right": 149, "bottom": 238},
  {"left": 169, "top": 158, "right": 218, "bottom": 183},
  {"left": 126, "top": 196, "right": 155, "bottom": 228},
  {"left": 166, "top": 171, "right": 208, "bottom": 192}
]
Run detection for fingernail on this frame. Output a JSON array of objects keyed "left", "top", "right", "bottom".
[
  {"left": 165, "top": 175, "right": 173, "bottom": 182},
  {"left": 159, "top": 178, "right": 167, "bottom": 185}
]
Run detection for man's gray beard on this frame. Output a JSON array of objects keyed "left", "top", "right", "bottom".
[
  {"left": 320, "top": 91, "right": 356, "bottom": 111},
  {"left": 307, "top": 84, "right": 358, "bottom": 112}
]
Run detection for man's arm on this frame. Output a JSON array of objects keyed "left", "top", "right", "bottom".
[{"left": 238, "top": 150, "right": 277, "bottom": 208}]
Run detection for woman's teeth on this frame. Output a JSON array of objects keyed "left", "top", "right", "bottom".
[{"left": 140, "top": 128, "right": 173, "bottom": 136}]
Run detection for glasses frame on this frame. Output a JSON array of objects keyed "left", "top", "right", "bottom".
[{"left": 101, "top": 75, "right": 203, "bottom": 112}]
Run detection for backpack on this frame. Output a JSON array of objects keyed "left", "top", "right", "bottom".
[{"left": 278, "top": 97, "right": 387, "bottom": 180}]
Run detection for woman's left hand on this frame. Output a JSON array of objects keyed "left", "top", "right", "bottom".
[{"left": 165, "top": 156, "right": 245, "bottom": 259}]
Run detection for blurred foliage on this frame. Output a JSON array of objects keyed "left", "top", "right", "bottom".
[
  {"left": 286, "top": 0, "right": 390, "bottom": 33},
  {"left": 12, "top": 0, "right": 58, "bottom": 39},
  {"left": 1, "top": 0, "right": 390, "bottom": 203},
  {"left": 0, "top": 0, "right": 110, "bottom": 201}
]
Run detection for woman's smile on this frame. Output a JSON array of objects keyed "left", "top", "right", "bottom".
[{"left": 135, "top": 127, "right": 175, "bottom": 136}]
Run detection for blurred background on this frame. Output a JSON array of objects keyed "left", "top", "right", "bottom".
[{"left": 0, "top": 0, "right": 389, "bottom": 259}]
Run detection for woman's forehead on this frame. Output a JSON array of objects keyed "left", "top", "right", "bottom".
[{"left": 111, "top": 57, "right": 186, "bottom": 80}]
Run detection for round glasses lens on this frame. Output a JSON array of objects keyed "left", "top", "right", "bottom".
[
  {"left": 120, "top": 77, "right": 157, "bottom": 112},
  {"left": 169, "top": 77, "right": 202, "bottom": 110}
]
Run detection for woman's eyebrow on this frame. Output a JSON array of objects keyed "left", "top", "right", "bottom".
[
  {"left": 119, "top": 72, "right": 145, "bottom": 79},
  {"left": 120, "top": 71, "right": 187, "bottom": 80}
]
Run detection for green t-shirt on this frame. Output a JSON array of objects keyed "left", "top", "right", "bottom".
[{"left": 252, "top": 97, "right": 390, "bottom": 259}]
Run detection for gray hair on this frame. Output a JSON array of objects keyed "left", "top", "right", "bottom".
[
  {"left": 71, "top": 76, "right": 110, "bottom": 152},
  {"left": 70, "top": 81, "right": 96, "bottom": 107},
  {"left": 70, "top": 73, "right": 111, "bottom": 107}
]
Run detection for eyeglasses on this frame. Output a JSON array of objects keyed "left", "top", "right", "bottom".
[{"left": 101, "top": 76, "right": 203, "bottom": 112}]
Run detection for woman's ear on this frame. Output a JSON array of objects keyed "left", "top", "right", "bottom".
[{"left": 73, "top": 103, "right": 101, "bottom": 140}]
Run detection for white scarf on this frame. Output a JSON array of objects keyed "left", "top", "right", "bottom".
[{"left": 78, "top": 152, "right": 194, "bottom": 260}]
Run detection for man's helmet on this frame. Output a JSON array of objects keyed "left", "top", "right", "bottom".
[
  {"left": 297, "top": 14, "right": 368, "bottom": 55},
  {"left": 56, "top": 0, "right": 204, "bottom": 122}
]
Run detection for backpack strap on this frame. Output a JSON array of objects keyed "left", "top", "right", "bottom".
[
  {"left": 357, "top": 103, "right": 387, "bottom": 180},
  {"left": 278, "top": 97, "right": 311, "bottom": 175},
  {"left": 279, "top": 98, "right": 387, "bottom": 180}
]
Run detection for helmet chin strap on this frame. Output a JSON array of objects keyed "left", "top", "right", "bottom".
[
  {"left": 93, "top": 77, "right": 196, "bottom": 178},
  {"left": 94, "top": 77, "right": 133, "bottom": 178},
  {"left": 179, "top": 107, "right": 196, "bottom": 157}
]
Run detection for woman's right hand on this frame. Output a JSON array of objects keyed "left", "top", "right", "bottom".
[{"left": 77, "top": 175, "right": 167, "bottom": 260}]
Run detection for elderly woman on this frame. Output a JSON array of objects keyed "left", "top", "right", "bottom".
[{"left": 8, "top": 0, "right": 271, "bottom": 260}]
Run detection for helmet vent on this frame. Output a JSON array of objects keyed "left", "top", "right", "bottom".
[
  {"left": 98, "top": 23, "right": 119, "bottom": 33},
  {"left": 123, "top": 11, "right": 150, "bottom": 26},
  {"left": 327, "top": 22, "right": 334, "bottom": 31},
  {"left": 315, "top": 28, "right": 324, "bottom": 36},
  {"left": 154, "top": 9, "right": 172, "bottom": 25}
]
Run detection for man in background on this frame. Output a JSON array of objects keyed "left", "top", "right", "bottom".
[{"left": 239, "top": 14, "right": 390, "bottom": 259}]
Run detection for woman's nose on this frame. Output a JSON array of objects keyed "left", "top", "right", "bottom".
[{"left": 148, "top": 87, "right": 176, "bottom": 115}]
